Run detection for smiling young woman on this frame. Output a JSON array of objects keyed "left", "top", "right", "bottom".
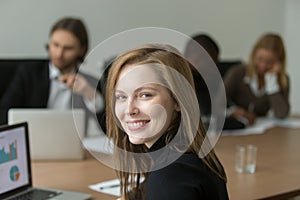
[{"left": 105, "top": 44, "right": 229, "bottom": 200}]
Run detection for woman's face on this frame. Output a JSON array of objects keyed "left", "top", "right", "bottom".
[
  {"left": 254, "top": 48, "right": 279, "bottom": 76},
  {"left": 114, "top": 64, "right": 180, "bottom": 148}
]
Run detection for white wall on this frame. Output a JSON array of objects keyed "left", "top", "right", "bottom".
[
  {"left": 0, "top": 0, "right": 284, "bottom": 61},
  {"left": 285, "top": 0, "right": 300, "bottom": 114},
  {"left": 2, "top": 0, "right": 298, "bottom": 114}
]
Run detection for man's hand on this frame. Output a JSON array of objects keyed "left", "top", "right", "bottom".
[{"left": 59, "top": 73, "right": 95, "bottom": 100}]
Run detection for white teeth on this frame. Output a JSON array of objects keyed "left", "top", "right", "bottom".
[{"left": 128, "top": 121, "right": 145, "bottom": 127}]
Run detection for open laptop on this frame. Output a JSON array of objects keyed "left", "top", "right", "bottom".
[
  {"left": 8, "top": 109, "right": 85, "bottom": 160},
  {"left": 0, "top": 122, "right": 91, "bottom": 200}
]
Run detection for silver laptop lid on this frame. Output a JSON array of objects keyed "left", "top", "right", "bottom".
[{"left": 8, "top": 109, "right": 85, "bottom": 160}]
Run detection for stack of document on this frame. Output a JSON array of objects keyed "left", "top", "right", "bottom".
[{"left": 222, "top": 117, "right": 300, "bottom": 135}]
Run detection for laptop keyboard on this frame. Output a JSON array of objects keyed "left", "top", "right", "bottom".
[{"left": 9, "top": 189, "right": 62, "bottom": 200}]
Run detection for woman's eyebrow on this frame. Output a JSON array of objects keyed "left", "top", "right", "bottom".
[
  {"left": 114, "top": 84, "right": 161, "bottom": 94},
  {"left": 115, "top": 89, "right": 125, "bottom": 93},
  {"left": 134, "top": 85, "right": 160, "bottom": 93}
]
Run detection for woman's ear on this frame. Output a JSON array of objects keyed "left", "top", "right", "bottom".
[
  {"left": 174, "top": 103, "right": 180, "bottom": 112},
  {"left": 79, "top": 46, "right": 86, "bottom": 57}
]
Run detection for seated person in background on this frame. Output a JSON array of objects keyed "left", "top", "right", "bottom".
[
  {"left": 224, "top": 33, "right": 290, "bottom": 123},
  {"left": 184, "top": 33, "right": 246, "bottom": 129},
  {"left": 0, "top": 17, "right": 103, "bottom": 133},
  {"left": 106, "top": 44, "right": 229, "bottom": 200},
  {"left": 184, "top": 33, "right": 219, "bottom": 116}
]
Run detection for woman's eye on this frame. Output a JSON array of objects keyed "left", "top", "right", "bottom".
[
  {"left": 140, "top": 93, "right": 153, "bottom": 98},
  {"left": 115, "top": 95, "right": 126, "bottom": 100}
]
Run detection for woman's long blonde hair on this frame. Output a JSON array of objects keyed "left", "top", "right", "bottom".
[
  {"left": 246, "top": 33, "right": 288, "bottom": 88},
  {"left": 105, "top": 44, "right": 226, "bottom": 200}
]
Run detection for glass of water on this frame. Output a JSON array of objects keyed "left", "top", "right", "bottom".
[{"left": 235, "top": 144, "right": 257, "bottom": 173}]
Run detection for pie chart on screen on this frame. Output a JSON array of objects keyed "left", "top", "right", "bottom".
[{"left": 10, "top": 165, "right": 20, "bottom": 182}]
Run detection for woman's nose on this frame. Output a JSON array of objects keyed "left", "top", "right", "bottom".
[
  {"left": 129, "top": 108, "right": 139, "bottom": 116},
  {"left": 126, "top": 99, "right": 139, "bottom": 116}
]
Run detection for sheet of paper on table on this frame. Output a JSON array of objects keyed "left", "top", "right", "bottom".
[
  {"left": 89, "top": 179, "right": 120, "bottom": 197},
  {"left": 82, "top": 135, "right": 114, "bottom": 154}
]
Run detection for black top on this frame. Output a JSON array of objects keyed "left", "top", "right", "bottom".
[{"left": 142, "top": 137, "right": 229, "bottom": 200}]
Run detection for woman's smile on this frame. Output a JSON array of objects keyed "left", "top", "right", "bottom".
[{"left": 126, "top": 120, "right": 150, "bottom": 131}]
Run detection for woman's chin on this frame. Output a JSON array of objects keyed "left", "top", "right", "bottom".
[{"left": 128, "top": 135, "right": 146, "bottom": 145}]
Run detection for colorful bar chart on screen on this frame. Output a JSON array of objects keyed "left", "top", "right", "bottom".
[{"left": 0, "top": 140, "right": 18, "bottom": 164}]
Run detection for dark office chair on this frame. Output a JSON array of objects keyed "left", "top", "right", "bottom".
[
  {"left": 217, "top": 60, "right": 242, "bottom": 78},
  {"left": 0, "top": 59, "right": 48, "bottom": 99}
]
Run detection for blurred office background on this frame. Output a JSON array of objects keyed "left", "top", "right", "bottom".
[{"left": 0, "top": 0, "right": 299, "bottom": 115}]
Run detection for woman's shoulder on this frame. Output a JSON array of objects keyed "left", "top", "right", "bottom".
[
  {"left": 149, "top": 153, "right": 215, "bottom": 181},
  {"left": 223, "top": 64, "right": 246, "bottom": 87},
  {"left": 146, "top": 153, "right": 228, "bottom": 200},
  {"left": 146, "top": 153, "right": 203, "bottom": 199}
]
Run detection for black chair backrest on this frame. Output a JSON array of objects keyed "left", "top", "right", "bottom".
[
  {"left": 0, "top": 59, "right": 48, "bottom": 99},
  {"left": 217, "top": 60, "right": 242, "bottom": 78}
]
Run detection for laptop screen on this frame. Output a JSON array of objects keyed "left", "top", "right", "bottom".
[{"left": 0, "top": 122, "right": 31, "bottom": 196}]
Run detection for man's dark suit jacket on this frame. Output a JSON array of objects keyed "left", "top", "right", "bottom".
[{"left": 0, "top": 61, "right": 104, "bottom": 133}]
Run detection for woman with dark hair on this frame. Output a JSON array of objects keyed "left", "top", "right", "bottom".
[{"left": 184, "top": 34, "right": 246, "bottom": 129}]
